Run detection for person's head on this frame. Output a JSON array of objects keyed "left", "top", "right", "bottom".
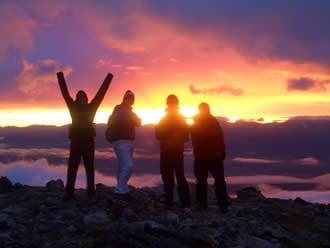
[
  {"left": 166, "top": 94, "right": 179, "bottom": 109},
  {"left": 198, "top": 102, "right": 211, "bottom": 115},
  {"left": 75, "top": 90, "right": 88, "bottom": 105},
  {"left": 123, "top": 90, "right": 135, "bottom": 106}
]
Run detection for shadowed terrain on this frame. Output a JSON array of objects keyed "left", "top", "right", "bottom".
[{"left": 0, "top": 177, "right": 329, "bottom": 247}]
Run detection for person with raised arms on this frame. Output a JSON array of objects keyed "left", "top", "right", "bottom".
[{"left": 57, "top": 72, "right": 113, "bottom": 200}]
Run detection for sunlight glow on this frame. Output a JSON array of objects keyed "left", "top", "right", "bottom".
[
  {"left": 228, "top": 115, "right": 240, "bottom": 123},
  {"left": 0, "top": 107, "right": 289, "bottom": 127}
]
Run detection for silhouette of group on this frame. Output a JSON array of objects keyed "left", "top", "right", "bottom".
[{"left": 57, "top": 71, "right": 229, "bottom": 211}]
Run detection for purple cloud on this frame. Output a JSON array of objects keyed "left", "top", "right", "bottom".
[
  {"left": 0, "top": 2, "right": 36, "bottom": 60},
  {"left": 144, "top": 0, "right": 330, "bottom": 67},
  {"left": 287, "top": 77, "right": 330, "bottom": 92},
  {"left": 17, "top": 59, "right": 73, "bottom": 95}
]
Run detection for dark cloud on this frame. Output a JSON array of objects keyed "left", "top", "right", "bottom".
[
  {"left": 189, "top": 84, "right": 244, "bottom": 96},
  {"left": 144, "top": 0, "right": 330, "bottom": 67},
  {"left": 287, "top": 77, "right": 330, "bottom": 92}
]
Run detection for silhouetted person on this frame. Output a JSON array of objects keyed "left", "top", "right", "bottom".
[
  {"left": 155, "top": 95, "right": 191, "bottom": 207},
  {"left": 190, "top": 102, "right": 229, "bottom": 211},
  {"left": 106, "top": 90, "right": 141, "bottom": 195},
  {"left": 57, "top": 72, "right": 113, "bottom": 199}
]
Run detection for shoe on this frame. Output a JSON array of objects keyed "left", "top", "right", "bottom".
[
  {"left": 114, "top": 187, "right": 130, "bottom": 195},
  {"left": 114, "top": 192, "right": 130, "bottom": 200}
]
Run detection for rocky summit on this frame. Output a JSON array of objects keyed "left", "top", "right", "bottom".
[{"left": 0, "top": 177, "right": 329, "bottom": 248}]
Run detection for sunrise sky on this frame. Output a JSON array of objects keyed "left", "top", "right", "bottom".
[{"left": 1, "top": 1, "right": 330, "bottom": 126}]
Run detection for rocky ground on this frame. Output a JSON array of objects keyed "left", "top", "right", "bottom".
[{"left": 0, "top": 177, "right": 329, "bottom": 248}]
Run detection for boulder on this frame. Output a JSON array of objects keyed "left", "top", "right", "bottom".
[
  {"left": 245, "top": 236, "right": 281, "bottom": 248},
  {"left": 0, "top": 213, "right": 13, "bottom": 229},
  {"left": 108, "top": 199, "right": 127, "bottom": 220},
  {"left": 237, "top": 187, "right": 265, "bottom": 201},
  {"left": 157, "top": 211, "right": 179, "bottom": 225},
  {"left": 46, "top": 179, "right": 64, "bottom": 192},
  {"left": 0, "top": 177, "right": 12, "bottom": 193},
  {"left": 83, "top": 211, "right": 108, "bottom": 226},
  {"left": 121, "top": 208, "right": 137, "bottom": 222}
]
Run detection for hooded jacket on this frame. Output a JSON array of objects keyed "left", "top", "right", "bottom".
[
  {"left": 190, "top": 113, "right": 226, "bottom": 159},
  {"left": 106, "top": 104, "right": 141, "bottom": 142}
]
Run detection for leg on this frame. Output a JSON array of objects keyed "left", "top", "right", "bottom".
[
  {"left": 193, "top": 159, "right": 209, "bottom": 208},
  {"left": 82, "top": 140, "right": 95, "bottom": 198},
  {"left": 174, "top": 154, "right": 191, "bottom": 207},
  {"left": 209, "top": 158, "right": 229, "bottom": 206},
  {"left": 160, "top": 153, "right": 175, "bottom": 206},
  {"left": 113, "top": 140, "right": 134, "bottom": 194},
  {"left": 65, "top": 141, "right": 81, "bottom": 197}
]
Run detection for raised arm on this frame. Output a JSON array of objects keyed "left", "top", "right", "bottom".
[
  {"left": 57, "top": 72, "right": 73, "bottom": 107},
  {"left": 90, "top": 73, "right": 113, "bottom": 109}
]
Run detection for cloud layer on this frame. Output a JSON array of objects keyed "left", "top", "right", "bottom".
[{"left": 287, "top": 77, "right": 330, "bottom": 92}]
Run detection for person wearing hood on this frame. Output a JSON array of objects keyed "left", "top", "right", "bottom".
[
  {"left": 57, "top": 72, "right": 113, "bottom": 200},
  {"left": 190, "top": 102, "right": 229, "bottom": 211},
  {"left": 106, "top": 90, "right": 141, "bottom": 195},
  {"left": 155, "top": 94, "right": 191, "bottom": 208}
]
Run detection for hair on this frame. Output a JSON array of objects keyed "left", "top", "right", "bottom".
[
  {"left": 166, "top": 94, "right": 179, "bottom": 106},
  {"left": 76, "top": 90, "right": 88, "bottom": 102},
  {"left": 199, "top": 102, "right": 210, "bottom": 113},
  {"left": 123, "top": 90, "right": 135, "bottom": 102}
]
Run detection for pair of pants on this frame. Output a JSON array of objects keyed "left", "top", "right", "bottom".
[
  {"left": 66, "top": 139, "right": 95, "bottom": 197},
  {"left": 112, "top": 140, "right": 134, "bottom": 194},
  {"left": 194, "top": 157, "right": 228, "bottom": 207},
  {"left": 160, "top": 153, "right": 191, "bottom": 207}
]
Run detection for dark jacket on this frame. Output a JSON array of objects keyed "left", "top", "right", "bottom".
[
  {"left": 155, "top": 109, "right": 189, "bottom": 155},
  {"left": 58, "top": 74, "right": 111, "bottom": 140},
  {"left": 190, "top": 113, "right": 226, "bottom": 159},
  {"left": 106, "top": 104, "right": 141, "bottom": 142}
]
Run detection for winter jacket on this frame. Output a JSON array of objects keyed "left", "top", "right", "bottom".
[
  {"left": 58, "top": 74, "right": 111, "bottom": 140},
  {"left": 106, "top": 104, "right": 141, "bottom": 142},
  {"left": 155, "top": 109, "right": 189, "bottom": 155},
  {"left": 190, "top": 114, "right": 226, "bottom": 159}
]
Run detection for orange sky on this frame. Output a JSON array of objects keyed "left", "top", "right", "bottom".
[{"left": 1, "top": 1, "right": 330, "bottom": 126}]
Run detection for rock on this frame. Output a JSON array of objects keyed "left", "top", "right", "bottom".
[
  {"left": 0, "top": 232, "right": 11, "bottom": 242},
  {"left": 237, "top": 187, "right": 265, "bottom": 201},
  {"left": 67, "top": 225, "right": 77, "bottom": 233},
  {"left": 0, "top": 213, "right": 13, "bottom": 229},
  {"left": 0, "top": 177, "right": 12, "bottom": 193},
  {"left": 108, "top": 199, "right": 127, "bottom": 220},
  {"left": 13, "top": 182, "right": 23, "bottom": 190},
  {"left": 157, "top": 211, "right": 179, "bottom": 225},
  {"left": 294, "top": 197, "right": 309, "bottom": 205},
  {"left": 245, "top": 236, "right": 281, "bottom": 248},
  {"left": 143, "top": 221, "right": 163, "bottom": 233},
  {"left": 2, "top": 206, "right": 27, "bottom": 215},
  {"left": 83, "top": 211, "right": 108, "bottom": 226},
  {"left": 0, "top": 184, "right": 329, "bottom": 247},
  {"left": 46, "top": 179, "right": 64, "bottom": 192},
  {"left": 60, "top": 209, "right": 79, "bottom": 219},
  {"left": 121, "top": 208, "right": 137, "bottom": 222},
  {"left": 96, "top": 183, "right": 108, "bottom": 191}
]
